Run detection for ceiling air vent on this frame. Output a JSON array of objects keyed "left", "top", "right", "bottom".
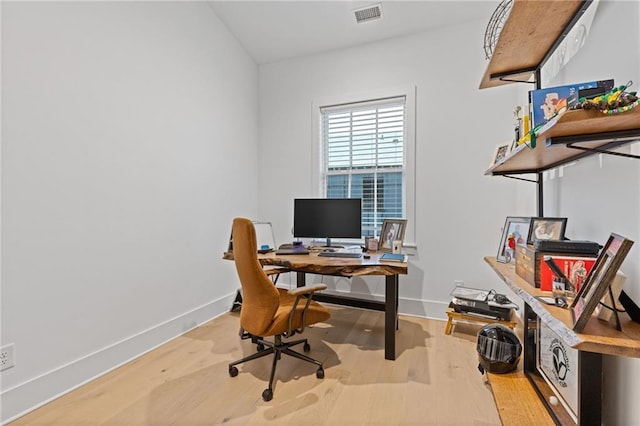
[{"left": 354, "top": 4, "right": 382, "bottom": 23}]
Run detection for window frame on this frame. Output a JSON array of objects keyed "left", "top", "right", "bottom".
[{"left": 311, "top": 86, "right": 416, "bottom": 245}]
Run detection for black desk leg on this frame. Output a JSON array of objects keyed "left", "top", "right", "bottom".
[{"left": 385, "top": 274, "right": 398, "bottom": 360}]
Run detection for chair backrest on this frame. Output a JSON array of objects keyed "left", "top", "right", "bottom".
[{"left": 232, "top": 217, "right": 280, "bottom": 336}]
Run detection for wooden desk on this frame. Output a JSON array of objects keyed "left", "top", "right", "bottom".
[{"left": 224, "top": 251, "right": 408, "bottom": 360}]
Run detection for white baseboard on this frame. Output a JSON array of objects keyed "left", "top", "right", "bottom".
[
  {"left": 399, "top": 296, "right": 449, "bottom": 320},
  {"left": 1, "top": 293, "right": 236, "bottom": 424},
  {"left": 305, "top": 288, "right": 449, "bottom": 321}
]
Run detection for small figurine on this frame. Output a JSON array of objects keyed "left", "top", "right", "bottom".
[{"left": 505, "top": 233, "right": 516, "bottom": 262}]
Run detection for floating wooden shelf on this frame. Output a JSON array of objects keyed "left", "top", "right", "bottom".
[
  {"left": 480, "top": 0, "right": 586, "bottom": 89},
  {"left": 485, "top": 256, "right": 640, "bottom": 358},
  {"left": 485, "top": 107, "right": 640, "bottom": 175}
]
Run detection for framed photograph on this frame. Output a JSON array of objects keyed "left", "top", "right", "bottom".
[
  {"left": 526, "top": 217, "right": 567, "bottom": 243},
  {"left": 490, "top": 142, "right": 511, "bottom": 166},
  {"left": 570, "top": 233, "right": 634, "bottom": 332},
  {"left": 379, "top": 219, "right": 407, "bottom": 252},
  {"left": 497, "top": 216, "right": 531, "bottom": 263}
]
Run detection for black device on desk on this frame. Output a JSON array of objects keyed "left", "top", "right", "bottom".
[
  {"left": 293, "top": 198, "right": 362, "bottom": 249},
  {"left": 317, "top": 251, "right": 362, "bottom": 258},
  {"left": 275, "top": 243, "right": 310, "bottom": 255},
  {"left": 534, "top": 239, "right": 600, "bottom": 255}
]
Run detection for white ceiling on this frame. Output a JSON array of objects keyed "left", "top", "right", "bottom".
[{"left": 208, "top": 1, "right": 498, "bottom": 64}]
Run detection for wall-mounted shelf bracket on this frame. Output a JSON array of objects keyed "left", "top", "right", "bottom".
[
  {"left": 502, "top": 175, "right": 538, "bottom": 183},
  {"left": 489, "top": 68, "right": 537, "bottom": 85},
  {"left": 565, "top": 143, "right": 640, "bottom": 160},
  {"left": 547, "top": 129, "right": 640, "bottom": 160}
]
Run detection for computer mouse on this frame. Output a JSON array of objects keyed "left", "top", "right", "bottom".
[{"left": 363, "top": 254, "right": 371, "bottom": 259}]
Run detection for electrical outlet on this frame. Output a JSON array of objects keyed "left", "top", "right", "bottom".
[
  {"left": 1, "top": 344, "right": 15, "bottom": 371},
  {"left": 454, "top": 280, "right": 464, "bottom": 287}
]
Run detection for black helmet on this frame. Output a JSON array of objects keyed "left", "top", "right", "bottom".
[{"left": 477, "top": 323, "right": 522, "bottom": 374}]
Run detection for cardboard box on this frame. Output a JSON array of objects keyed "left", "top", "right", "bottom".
[
  {"left": 538, "top": 255, "right": 597, "bottom": 292},
  {"left": 529, "top": 79, "right": 614, "bottom": 128}
]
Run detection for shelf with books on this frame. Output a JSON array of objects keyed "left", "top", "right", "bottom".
[{"left": 484, "top": 107, "right": 640, "bottom": 176}]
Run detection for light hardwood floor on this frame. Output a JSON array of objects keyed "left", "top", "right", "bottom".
[{"left": 11, "top": 306, "right": 501, "bottom": 425}]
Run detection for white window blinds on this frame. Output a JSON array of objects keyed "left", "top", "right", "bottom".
[{"left": 320, "top": 96, "right": 406, "bottom": 237}]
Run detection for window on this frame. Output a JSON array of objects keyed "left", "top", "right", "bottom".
[{"left": 320, "top": 97, "right": 406, "bottom": 237}]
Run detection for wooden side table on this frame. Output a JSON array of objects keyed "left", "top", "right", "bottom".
[{"left": 445, "top": 308, "right": 517, "bottom": 335}]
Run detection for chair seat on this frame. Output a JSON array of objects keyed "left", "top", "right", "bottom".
[{"left": 259, "top": 288, "right": 330, "bottom": 336}]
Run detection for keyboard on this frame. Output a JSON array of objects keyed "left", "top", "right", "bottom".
[
  {"left": 275, "top": 248, "right": 310, "bottom": 255},
  {"left": 317, "top": 251, "right": 362, "bottom": 258}
]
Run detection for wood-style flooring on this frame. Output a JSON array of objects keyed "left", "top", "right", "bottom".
[{"left": 11, "top": 306, "right": 501, "bottom": 425}]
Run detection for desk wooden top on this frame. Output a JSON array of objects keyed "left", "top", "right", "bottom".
[
  {"left": 485, "top": 256, "right": 640, "bottom": 358},
  {"left": 223, "top": 251, "right": 408, "bottom": 277}
]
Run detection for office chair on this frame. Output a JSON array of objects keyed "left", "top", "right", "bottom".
[
  {"left": 228, "top": 217, "right": 330, "bottom": 401},
  {"left": 228, "top": 220, "right": 289, "bottom": 313}
]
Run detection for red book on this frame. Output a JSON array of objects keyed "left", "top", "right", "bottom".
[{"left": 539, "top": 256, "right": 596, "bottom": 292}]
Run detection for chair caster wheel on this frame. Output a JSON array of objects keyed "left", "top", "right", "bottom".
[
  {"left": 257, "top": 342, "right": 265, "bottom": 352},
  {"left": 229, "top": 366, "right": 238, "bottom": 377},
  {"left": 316, "top": 367, "right": 324, "bottom": 379},
  {"left": 262, "top": 388, "right": 273, "bottom": 401},
  {"left": 303, "top": 342, "right": 311, "bottom": 352}
]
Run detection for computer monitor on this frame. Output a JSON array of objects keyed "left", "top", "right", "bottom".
[{"left": 293, "top": 198, "right": 362, "bottom": 247}]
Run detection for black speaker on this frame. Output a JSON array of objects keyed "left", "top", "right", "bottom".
[{"left": 619, "top": 290, "right": 640, "bottom": 323}]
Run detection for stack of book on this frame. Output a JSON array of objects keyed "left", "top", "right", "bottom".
[{"left": 449, "top": 287, "right": 516, "bottom": 321}]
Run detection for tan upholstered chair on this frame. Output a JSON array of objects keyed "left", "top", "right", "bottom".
[{"left": 228, "top": 217, "right": 330, "bottom": 401}]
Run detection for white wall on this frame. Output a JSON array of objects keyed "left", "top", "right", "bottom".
[
  {"left": 257, "top": 10, "right": 531, "bottom": 316},
  {"left": 1, "top": 2, "right": 257, "bottom": 421},
  {"left": 534, "top": 2, "right": 640, "bottom": 424},
  {"left": 258, "top": 0, "right": 640, "bottom": 423}
]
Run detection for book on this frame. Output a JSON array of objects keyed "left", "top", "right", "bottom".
[
  {"left": 380, "top": 253, "right": 406, "bottom": 262},
  {"left": 529, "top": 79, "right": 613, "bottom": 129},
  {"left": 450, "top": 287, "right": 488, "bottom": 302},
  {"left": 539, "top": 255, "right": 596, "bottom": 292}
]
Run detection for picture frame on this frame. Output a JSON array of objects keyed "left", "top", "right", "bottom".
[
  {"left": 526, "top": 217, "right": 567, "bottom": 244},
  {"left": 490, "top": 142, "right": 511, "bottom": 166},
  {"left": 379, "top": 219, "right": 407, "bottom": 252},
  {"left": 497, "top": 216, "right": 531, "bottom": 263},
  {"left": 570, "top": 233, "right": 634, "bottom": 332}
]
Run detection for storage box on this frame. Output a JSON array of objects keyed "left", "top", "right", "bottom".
[
  {"left": 515, "top": 244, "right": 539, "bottom": 287},
  {"left": 516, "top": 245, "right": 597, "bottom": 289},
  {"left": 538, "top": 255, "right": 597, "bottom": 292}
]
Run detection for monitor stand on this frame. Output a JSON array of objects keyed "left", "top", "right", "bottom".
[
  {"left": 325, "top": 238, "right": 344, "bottom": 248},
  {"left": 311, "top": 238, "right": 343, "bottom": 250}
]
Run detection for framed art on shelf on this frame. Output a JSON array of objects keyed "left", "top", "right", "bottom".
[
  {"left": 490, "top": 142, "right": 511, "bottom": 166},
  {"left": 379, "top": 219, "right": 407, "bottom": 252},
  {"left": 570, "top": 233, "right": 634, "bottom": 332},
  {"left": 497, "top": 216, "right": 531, "bottom": 263},
  {"left": 526, "top": 217, "right": 567, "bottom": 243}
]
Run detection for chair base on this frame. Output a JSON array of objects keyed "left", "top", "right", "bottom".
[{"left": 228, "top": 335, "right": 324, "bottom": 401}]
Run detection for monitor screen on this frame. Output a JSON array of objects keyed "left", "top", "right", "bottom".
[{"left": 293, "top": 198, "right": 362, "bottom": 245}]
